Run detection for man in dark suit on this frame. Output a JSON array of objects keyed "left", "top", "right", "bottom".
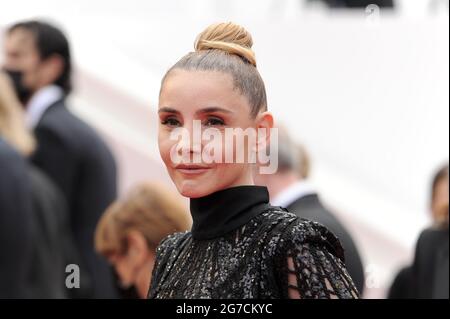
[
  {"left": 3, "top": 20, "right": 118, "bottom": 298},
  {"left": 411, "top": 226, "right": 449, "bottom": 299},
  {"left": 390, "top": 225, "right": 450, "bottom": 299},
  {"left": 388, "top": 164, "right": 448, "bottom": 299},
  {"left": 255, "top": 127, "right": 365, "bottom": 294},
  {"left": 0, "top": 138, "right": 33, "bottom": 298}
]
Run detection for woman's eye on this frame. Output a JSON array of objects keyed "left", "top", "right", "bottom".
[
  {"left": 204, "top": 117, "right": 225, "bottom": 126},
  {"left": 161, "top": 118, "right": 181, "bottom": 127}
]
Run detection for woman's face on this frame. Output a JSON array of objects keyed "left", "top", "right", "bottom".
[{"left": 158, "top": 70, "right": 266, "bottom": 198}]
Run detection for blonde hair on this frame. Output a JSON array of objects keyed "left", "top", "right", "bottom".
[
  {"left": 0, "top": 74, "right": 36, "bottom": 156},
  {"left": 195, "top": 22, "right": 256, "bottom": 67},
  {"left": 276, "top": 126, "right": 311, "bottom": 179},
  {"left": 161, "top": 22, "right": 267, "bottom": 118},
  {"left": 297, "top": 143, "right": 311, "bottom": 179},
  {"left": 95, "top": 183, "right": 192, "bottom": 257}
]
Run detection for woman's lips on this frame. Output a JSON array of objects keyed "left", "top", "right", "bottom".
[{"left": 175, "top": 165, "right": 212, "bottom": 175}]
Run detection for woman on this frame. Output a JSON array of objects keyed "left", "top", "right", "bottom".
[
  {"left": 95, "top": 183, "right": 191, "bottom": 299},
  {"left": 149, "top": 22, "right": 359, "bottom": 299}
]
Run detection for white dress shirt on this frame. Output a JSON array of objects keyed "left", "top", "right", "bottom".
[
  {"left": 25, "top": 85, "right": 64, "bottom": 129},
  {"left": 271, "top": 180, "right": 316, "bottom": 208}
]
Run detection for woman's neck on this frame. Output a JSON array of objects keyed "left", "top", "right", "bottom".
[
  {"left": 227, "top": 167, "right": 255, "bottom": 188},
  {"left": 189, "top": 185, "right": 270, "bottom": 240}
]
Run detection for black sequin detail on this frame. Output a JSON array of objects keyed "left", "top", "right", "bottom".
[{"left": 148, "top": 207, "right": 359, "bottom": 299}]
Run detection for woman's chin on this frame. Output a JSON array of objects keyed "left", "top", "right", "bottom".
[{"left": 176, "top": 180, "right": 216, "bottom": 199}]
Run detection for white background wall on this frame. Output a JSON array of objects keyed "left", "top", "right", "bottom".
[{"left": 1, "top": 0, "right": 448, "bottom": 298}]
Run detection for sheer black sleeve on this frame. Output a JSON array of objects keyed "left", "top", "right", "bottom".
[{"left": 275, "top": 219, "right": 359, "bottom": 299}]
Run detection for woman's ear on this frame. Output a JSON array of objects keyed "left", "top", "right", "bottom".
[{"left": 255, "top": 111, "right": 274, "bottom": 152}]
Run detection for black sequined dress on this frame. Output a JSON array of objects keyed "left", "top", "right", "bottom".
[{"left": 148, "top": 186, "right": 359, "bottom": 299}]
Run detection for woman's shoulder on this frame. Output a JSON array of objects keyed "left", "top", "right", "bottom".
[
  {"left": 263, "top": 206, "right": 358, "bottom": 299},
  {"left": 262, "top": 206, "right": 345, "bottom": 262},
  {"left": 156, "top": 230, "right": 192, "bottom": 256},
  {"left": 149, "top": 230, "right": 192, "bottom": 297}
]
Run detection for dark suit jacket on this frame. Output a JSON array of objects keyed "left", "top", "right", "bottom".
[
  {"left": 287, "top": 194, "right": 365, "bottom": 294},
  {"left": 27, "top": 164, "right": 94, "bottom": 298},
  {"left": 30, "top": 99, "right": 118, "bottom": 298},
  {"left": 411, "top": 227, "right": 449, "bottom": 299},
  {"left": 387, "top": 266, "right": 414, "bottom": 299},
  {"left": 26, "top": 165, "right": 67, "bottom": 298},
  {"left": 0, "top": 139, "right": 33, "bottom": 298}
]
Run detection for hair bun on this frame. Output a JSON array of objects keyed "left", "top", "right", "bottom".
[{"left": 194, "top": 22, "right": 257, "bottom": 67}]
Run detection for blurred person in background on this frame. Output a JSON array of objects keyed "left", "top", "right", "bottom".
[
  {"left": 429, "top": 164, "right": 449, "bottom": 227},
  {"left": 2, "top": 20, "right": 118, "bottom": 298},
  {"left": 0, "top": 71, "right": 85, "bottom": 298},
  {"left": 95, "top": 183, "right": 191, "bottom": 299},
  {"left": 254, "top": 126, "right": 365, "bottom": 295},
  {"left": 312, "top": 0, "right": 394, "bottom": 8},
  {"left": 0, "top": 133, "right": 32, "bottom": 298},
  {"left": 388, "top": 163, "right": 449, "bottom": 299}
]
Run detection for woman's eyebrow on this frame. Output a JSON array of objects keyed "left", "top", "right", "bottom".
[
  {"left": 158, "top": 107, "right": 180, "bottom": 114},
  {"left": 195, "top": 107, "right": 233, "bottom": 115},
  {"left": 158, "top": 106, "right": 233, "bottom": 115}
]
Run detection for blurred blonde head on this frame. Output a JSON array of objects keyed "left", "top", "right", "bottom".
[
  {"left": 0, "top": 72, "right": 35, "bottom": 156},
  {"left": 253, "top": 125, "right": 311, "bottom": 199},
  {"left": 95, "top": 182, "right": 191, "bottom": 257},
  {"left": 95, "top": 182, "right": 191, "bottom": 298}
]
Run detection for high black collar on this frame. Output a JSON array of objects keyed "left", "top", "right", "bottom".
[{"left": 190, "top": 185, "right": 270, "bottom": 240}]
